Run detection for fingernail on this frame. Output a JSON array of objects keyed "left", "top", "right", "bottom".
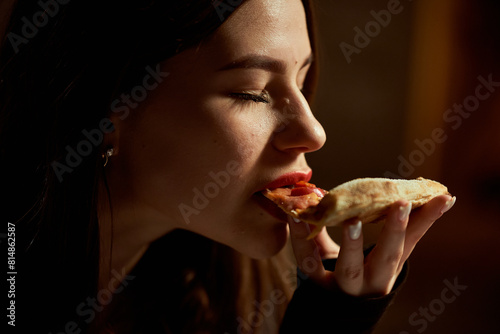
[
  {"left": 398, "top": 202, "right": 412, "bottom": 222},
  {"left": 441, "top": 196, "right": 456, "bottom": 214},
  {"left": 348, "top": 220, "right": 362, "bottom": 240}
]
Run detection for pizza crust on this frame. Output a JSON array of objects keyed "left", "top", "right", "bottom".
[{"left": 298, "top": 177, "right": 450, "bottom": 233}]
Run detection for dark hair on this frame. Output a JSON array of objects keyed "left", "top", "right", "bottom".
[{"left": 0, "top": 0, "right": 318, "bottom": 332}]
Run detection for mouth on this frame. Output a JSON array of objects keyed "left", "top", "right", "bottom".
[
  {"left": 252, "top": 170, "right": 313, "bottom": 221},
  {"left": 257, "top": 170, "right": 313, "bottom": 191},
  {"left": 252, "top": 192, "right": 289, "bottom": 222}
]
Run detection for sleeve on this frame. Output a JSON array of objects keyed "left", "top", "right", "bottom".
[{"left": 279, "top": 248, "right": 409, "bottom": 334}]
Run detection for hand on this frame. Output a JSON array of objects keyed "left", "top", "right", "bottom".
[{"left": 288, "top": 194, "right": 456, "bottom": 296}]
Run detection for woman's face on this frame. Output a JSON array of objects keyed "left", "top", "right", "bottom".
[{"left": 109, "top": 0, "right": 326, "bottom": 258}]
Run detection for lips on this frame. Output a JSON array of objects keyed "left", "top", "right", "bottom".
[
  {"left": 259, "top": 170, "right": 313, "bottom": 191},
  {"left": 253, "top": 170, "right": 313, "bottom": 221}
]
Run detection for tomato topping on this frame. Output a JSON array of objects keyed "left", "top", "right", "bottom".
[
  {"left": 290, "top": 187, "right": 315, "bottom": 196},
  {"left": 290, "top": 181, "right": 327, "bottom": 198}
]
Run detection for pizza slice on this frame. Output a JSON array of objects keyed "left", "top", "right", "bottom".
[
  {"left": 262, "top": 180, "right": 328, "bottom": 216},
  {"left": 263, "top": 177, "right": 451, "bottom": 239}
]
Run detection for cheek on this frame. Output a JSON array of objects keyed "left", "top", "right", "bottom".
[
  {"left": 116, "top": 95, "right": 272, "bottom": 224},
  {"left": 190, "top": 97, "right": 274, "bottom": 175}
]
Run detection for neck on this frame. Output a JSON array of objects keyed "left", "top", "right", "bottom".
[{"left": 96, "top": 176, "right": 174, "bottom": 291}]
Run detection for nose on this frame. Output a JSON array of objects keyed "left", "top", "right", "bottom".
[{"left": 271, "top": 89, "right": 326, "bottom": 154}]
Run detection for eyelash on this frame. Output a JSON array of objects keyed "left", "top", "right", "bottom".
[
  {"left": 228, "top": 88, "right": 307, "bottom": 104},
  {"left": 229, "top": 91, "right": 270, "bottom": 104}
]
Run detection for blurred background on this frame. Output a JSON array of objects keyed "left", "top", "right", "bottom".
[{"left": 309, "top": 0, "right": 500, "bottom": 333}]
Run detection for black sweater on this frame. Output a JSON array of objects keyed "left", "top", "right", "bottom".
[
  {"left": 104, "top": 232, "right": 408, "bottom": 333},
  {"left": 280, "top": 249, "right": 408, "bottom": 333}
]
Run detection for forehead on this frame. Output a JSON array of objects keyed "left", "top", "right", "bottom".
[{"left": 206, "top": 0, "right": 310, "bottom": 65}]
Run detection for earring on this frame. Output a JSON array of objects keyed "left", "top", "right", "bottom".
[{"left": 102, "top": 147, "right": 114, "bottom": 167}]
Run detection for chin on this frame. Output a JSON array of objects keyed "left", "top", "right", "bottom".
[{"left": 239, "top": 222, "right": 290, "bottom": 259}]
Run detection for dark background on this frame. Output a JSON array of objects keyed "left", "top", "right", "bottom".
[{"left": 309, "top": 1, "right": 500, "bottom": 333}]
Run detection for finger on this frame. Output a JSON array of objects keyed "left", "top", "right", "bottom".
[
  {"left": 334, "top": 219, "right": 364, "bottom": 295},
  {"left": 313, "top": 226, "right": 340, "bottom": 259},
  {"left": 366, "top": 200, "right": 410, "bottom": 294},
  {"left": 399, "top": 195, "right": 456, "bottom": 271},
  {"left": 288, "top": 217, "right": 327, "bottom": 286}
]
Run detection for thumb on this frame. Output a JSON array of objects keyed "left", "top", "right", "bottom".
[{"left": 288, "top": 216, "right": 327, "bottom": 286}]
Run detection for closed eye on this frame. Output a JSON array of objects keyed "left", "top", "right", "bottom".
[{"left": 229, "top": 91, "right": 270, "bottom": 104}]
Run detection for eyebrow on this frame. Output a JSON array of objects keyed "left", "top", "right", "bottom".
[{"left": 217, "top": 53, "right": 313, "bottom": 74}]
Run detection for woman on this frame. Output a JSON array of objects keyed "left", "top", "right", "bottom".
[{"left": 0, "top": 0, "right": 455, "bottom": 333}]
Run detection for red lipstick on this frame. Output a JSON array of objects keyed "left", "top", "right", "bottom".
[{"left": 261, "top": 170, "right": 312, "bottom": 190}]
